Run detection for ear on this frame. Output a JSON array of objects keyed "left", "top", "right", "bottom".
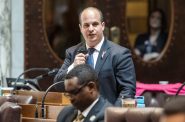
[
  {"left": 101, "top": 22, "right": 105, "bottom": 31},
  {"left": 87, "top": 82, "right": 96, "bottom": 91},
  {"left": 79, "top": 24, "right": 82, "bottom": 32}
]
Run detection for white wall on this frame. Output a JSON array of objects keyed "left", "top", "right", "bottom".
[{"left": 11, "top": 0, "right": 24, "bottom": 77}]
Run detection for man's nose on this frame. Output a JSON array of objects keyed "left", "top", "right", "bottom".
[{"left": 88, "top": 25, "right": 94, "bottom": 31}]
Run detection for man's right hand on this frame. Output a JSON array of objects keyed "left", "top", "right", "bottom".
[{"left": 73, "top": 53, "right": 87, "bottom": 67}]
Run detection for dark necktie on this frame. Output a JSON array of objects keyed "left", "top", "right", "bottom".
[{"left": 87, "top": 48, "right": 95, "bottom": 68}]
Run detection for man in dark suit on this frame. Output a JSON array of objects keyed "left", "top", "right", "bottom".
[
  {"left": 57, "top": 64, "right": 112, "bottom": 122},
  {"left": 54, "top": 7, "right": 136, "bottom": 106}
]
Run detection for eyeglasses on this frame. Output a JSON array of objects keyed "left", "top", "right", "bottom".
[{"left": 64, "top": 82, "right": 88, "bottom": 98}]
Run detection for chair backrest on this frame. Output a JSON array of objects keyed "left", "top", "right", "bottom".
[
  {"left": 105, "top": 107, "right": 163, "bottom": 122},
  {"left": 142, "top": 91, "right": 185, "bottom": 107},
  {"left": 0, "top": 96, "right": 17, "bottom": 105},
  {"left": 0, "top": 102, "right": 21, "bottom": 122},
  {"left": 142, "top": 91, "right": 169, "bottom": 107},
  {"left": 0, "top": 95, "right": 36, "bottom": 105}
]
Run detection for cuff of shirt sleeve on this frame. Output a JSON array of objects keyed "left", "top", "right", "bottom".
[{"left": 67, "top": 63, "right": 74, "bottom": 73}]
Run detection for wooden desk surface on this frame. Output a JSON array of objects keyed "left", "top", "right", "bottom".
[
  {"left": 20, "top": 104, "right": 65, "bottom": 119},
  {"left": 22, "top": 117, "right": 56, "bottom": 122},
  {"left": 16, "top": 90, "right": 70, "bottom": 105}
]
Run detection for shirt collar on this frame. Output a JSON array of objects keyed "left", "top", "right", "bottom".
[
  {"left": 78, "top": 97, "right": 99, "bottom": 118},
  {"left": 86, "top": 37, "right": 104, "bottom": 52}
]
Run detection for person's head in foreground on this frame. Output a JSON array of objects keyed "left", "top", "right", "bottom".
[
  {"left": 64, "top": 64, "right": 99, "bottom": 111},
  {"left": 160, "top": 97, "right": 185, "bottom": 122},
  {"left": 57, "top": 64, "right": 111, "bottom": 122}
]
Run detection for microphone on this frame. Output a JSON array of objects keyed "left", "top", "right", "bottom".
[
  {"left": 41, "top": 80, "right": 65, "bottom": 118},
  {"left": 176, "top": 82, "right": 185, "bottom": 96},
  {"left": 13, "top": 68, "right": 50, "bottom": 92},
  {"left": 24, "top": 79, "right": 40, "bottom": 91},
  {"left": 77, "top": 47, "right": 88, "bottom": 64},
  {"left": 7, "top": 78, "right": 40, "bottom": 91},
  {"left": 35, "top": 68, "right": 59, "bottom": 80},
  {"left": 77, "top": 47, "right": 88, "bottom": 54}
]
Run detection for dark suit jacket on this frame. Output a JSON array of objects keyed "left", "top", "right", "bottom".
[
  {"left": 134, "top": 32, "right": 167, "bottom": 57},
  {"left": 57, "top": 97, "right": 112, "bottom": 122},
  {"left": 54, "top": 39, "right": 136, "bottom": 106}
]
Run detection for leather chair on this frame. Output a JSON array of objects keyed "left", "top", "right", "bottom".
[
  {"left": 13, "top": 95, "right": 37, "bottom": 104},
  {"left": 0, "top": 95, "right": 36, "bottom": 105},
  {"left": 105, "top": 107, "right": 163, "bottom": 122},
  {"left": 142, "top": 91, "right": 169, "bottom": 107},
  {"left": 142, "top": 91, "right": 185, "bottom": 107},
  {"left": 0, "top": 96, "right": 17, "bottom": 105},
  {"left": 0, "top": 102, "right": 21, "bottom": 122},
  {"left": 0, "top": 95, "right": 36, "bottom": 122}
]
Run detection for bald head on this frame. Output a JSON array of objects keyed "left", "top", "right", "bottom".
[
  {"left": 79, "top": 7, "right": 103, "bottom": 25},
  {"left": 79, "top": 7, "right": 105, "bottom": 47}
]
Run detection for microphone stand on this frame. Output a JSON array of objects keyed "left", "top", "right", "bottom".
[
  {"left": 13, "top": 68, "right": 50, "bottom": 93},
  {"left": 41, "top": 80, "right": 64, "bottom": 118},
  {"left": 176, "top": 82, "right": 185, "bottom": 96},
  {"left": 34, "top": 68, "right": 59, "bottom": 80}
]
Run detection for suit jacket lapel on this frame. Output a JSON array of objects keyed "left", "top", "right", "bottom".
[
  {"left": 95, "top": 39, "right": 111, "bottom": 75},
  {"left": 66, "top": 108, "right": 78, "bottom": 122},
  {"left": 83, "top": 97, "right": 104, "bottom": 122}
]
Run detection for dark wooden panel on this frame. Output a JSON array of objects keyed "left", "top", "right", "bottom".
[{"left": 24, "top": 0, "right": 62, "bottom": 90}]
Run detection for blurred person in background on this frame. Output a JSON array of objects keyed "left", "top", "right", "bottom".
[{"left": 134, "top": 9, "right": 168, "bottom": 61}]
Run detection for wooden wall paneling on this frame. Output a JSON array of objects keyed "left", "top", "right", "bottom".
[{"left": 25, "top": 0, "right": 62, "bottom": 90}]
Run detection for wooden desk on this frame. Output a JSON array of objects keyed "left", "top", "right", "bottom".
[
  {"left": 16, "top": 90, "right": 70, "bottom": 105},
  {"left": 15, "top": 91, "right": 70, "bottom": 121},
  {"left": 20, "top": 104, "right": 65, "bottom": 119},
  {"left": 22, "top": 117, "right": 56, "bottom": 122}
]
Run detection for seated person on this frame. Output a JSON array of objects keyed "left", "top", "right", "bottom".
[
  {"left": 134, "top": 9, "right": 168, "bottom": 61},
  {"left": 160, "top": 97, "right": 185, "bottom": 122},
  {"left": 57, "top": 64, "right": 112, "bottom": 122}
]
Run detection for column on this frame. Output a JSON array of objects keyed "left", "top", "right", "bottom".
[{"left": 0, "top": 0, "right": 11, "bottom": 86}]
